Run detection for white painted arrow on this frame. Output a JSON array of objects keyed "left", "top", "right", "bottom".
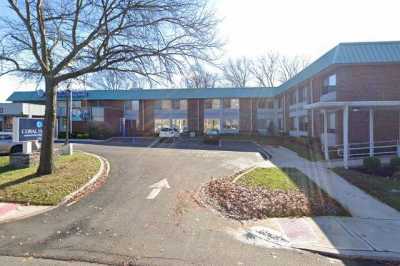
[{"left": 146, "top": 178, "right": 170, "bottom": 199}]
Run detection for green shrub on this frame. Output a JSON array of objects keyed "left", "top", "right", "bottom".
[
  {"left": 76, "top": 133, "right": 89, "bottom": 139},
  {"left": 363, "top": 157, "right": 381, "bottom": 173},
  {"left": 88, "top": 122, "right": 114, "bottom": 140},
  {"left": 58, "top": 132, "right": 66, "bottom": 139},
  {"left": 390, "top": 157, "right": 400, "bottom": 171}
]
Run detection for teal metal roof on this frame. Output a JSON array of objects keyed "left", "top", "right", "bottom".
[
  {"left": 277, "top": 41, "right": 400, "bottom": 92},
  {"left": 7, "top": 87, "right": 278, "bottom": 102},
  {"left": 7, "top": 41, "right": 400, "bottom": 102}
]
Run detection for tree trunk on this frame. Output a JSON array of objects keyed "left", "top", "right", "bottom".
[{"left": 37, "top": 77, "right": 57, "bottom": 175}]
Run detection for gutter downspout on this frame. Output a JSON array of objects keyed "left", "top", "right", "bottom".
[
  {"left": 197, "top": 99, "right": 200, "bottom": 133},
  {"left": 250, "top": 98, "right": 253, "bottom": 133}
]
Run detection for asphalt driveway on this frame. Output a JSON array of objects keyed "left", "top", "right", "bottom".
[{"left": 0, "top": 143, "right": 366, "bottom": 265}]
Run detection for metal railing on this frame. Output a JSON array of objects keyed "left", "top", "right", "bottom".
[{"left": 326, "top": 140, "right": 399, "bottom": 158}]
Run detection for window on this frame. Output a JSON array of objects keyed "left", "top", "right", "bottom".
[
  {"left": 180, "top": 100, "right": 187, "bottom": 110},
  {"left": 277, "top": 97, "right": 283, "bottom": 108},
  {"left": 204, "top": 119, "right": 220, "bottom": 131},
  {"left": 171, "top": 119, "right": 187, "bottom": 131},
  {"left": 299, "top": 116, "right": 309, "bottom": 131},
  {"left": 171, "top": 100, "right": 180, "bottom": 110},
  {"left": 289, "top": 117, "right": 296, "bottom": 130},
  {"left": 223, "top": 119, "right": 239, "bottom": 130},
  {"left": 328, "top": 112, "right": 336, "bottom": 130},
  {"left": 153, "top": 100, "right": 162, "bottom": 110},
  {"left": 257, "top": 99, "right": 267, "bottom": 109},
  {"left": 298, "top": 88, "right": 304, "bottom": 103},
  {"left": 256, "top": 118, "right": 267, "bottom": 130},
  {"left": 161, "top": 100, "right": 172, "bottom": 110},
  {"left": 289, "top": 90, "right": 296, "bottom": 105},
  {"left": 231, "top": 99, "right": 239, "bottom": 109},
  {"left": 204, "top": 99, "right": 220, "bottom": 109},
  {"left": 323, "top": 74, "right": 337, "bottom": 94},
  {"left": 154, "top": 119, "right": 171, "bottom": 132},
  {"left": 222, "top": 98, "right": 239, "bottom": 109},
  {"left": 91, "top": 107, "right": 104, "bottom": 122},
  {"left": 278, "top": 118, "right": 283, "bottom": 130},
  {"left": 72, "top": 101, "right": 81, "bottom": 108},
  {"left": 267, "top": 101, "right": 274, "bottom": 109},
  {"left": 222, "top": 99, "right": 231, "bottom": 109}
]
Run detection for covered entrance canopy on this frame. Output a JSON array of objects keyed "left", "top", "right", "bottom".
[{"left": 305, "top": 101, "right": 400, "bottom": 169}]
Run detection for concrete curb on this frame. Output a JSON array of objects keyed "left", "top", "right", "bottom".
[
  {"left": 251, "top": 141, "right": 272, "bottom": 160},
  {"left": 0, "top": 152, "right": 110, "bottom": 224},
  {"left": 58, "top": 152, "right": 109, "bottom": 206}
]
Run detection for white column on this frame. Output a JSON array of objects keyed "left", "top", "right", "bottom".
[
  {"left": 369, "top": 108, "right": 374, "bottom": 157},
  {"left": 323, "top": 109, "right": 329, "bottom": 160},
  {"left": 343, "top": 105, "right": 349, "bottom": 169}
]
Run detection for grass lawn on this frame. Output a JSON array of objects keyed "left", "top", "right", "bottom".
[
  {"left": 237, "top": 167, "right": 349, "bottom": 217},
  {"left": 333, "top": 168, "right": 400, "bottom": 211},
  {"left": 0, "top": 152, "right": 100, "bottom": 205},
  {"left": 221, "top": 135, "right": 324, "bottom": 161}
]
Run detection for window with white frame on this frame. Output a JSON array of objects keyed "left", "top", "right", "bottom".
[
  {"left": 171, "top": 100, "right": 180, "bottom": 110},
  {"left": 91, "top": 107, "right": 104, "bottom": 122},
  {"left": 161, "top": 100, "right": 172, "bottom": 110},
  {"left": 204, "top": 99, "right": 220, "bottom": 109},
  {"left": 323, "top": 74, "right": 337, "bottom": 94},
  {"left": 223, "top": 119, "right": 239, "bottom": 130},
  {"left": 328, "top": 112, "right": 336, "bottom": 130},
  {"left": 299, "top": 116, "right": 309, "bottom": 131}
]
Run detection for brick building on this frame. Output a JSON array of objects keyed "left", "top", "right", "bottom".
[{"left": 7, "top": 41, "right": 400, "bottom": 166}]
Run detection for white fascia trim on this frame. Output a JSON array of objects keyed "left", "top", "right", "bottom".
[{"left": 304, "top": 100, "right": 400, "bottom": 110}]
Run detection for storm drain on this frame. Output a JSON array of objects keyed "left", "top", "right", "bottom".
[{"left": 231, "top": 226, "right": 291, "bottom": 249}]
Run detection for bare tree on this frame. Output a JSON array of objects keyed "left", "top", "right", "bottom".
[
  {"left": 0, "top": 0, "right": 220, "bottom": 174},
  {"left": 250, "top": 52, "right": 280, "bottom": 87},
  {"left": 88, "top": 71, "right": 143, "bottom": 90},
  {"left": 278, "top": 55, "right": 309, "bottom": 83},
  {"left": 222, "top": 57, "right": 252, "bottom": 87},
  {"left": 182, "top": 62, "right": 218, "bottom": 88}
]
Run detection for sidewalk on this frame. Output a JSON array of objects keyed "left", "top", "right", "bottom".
[
  {"left": 240, "top": 145, "right": 400, "bottom": 260},
  {"left": 235, "top": 216, "right": 400, "bottom": 261},
  {"left": 265, "top": 145, "right": 400, "bottom": 219},
  {"left": 0, "top": 202, "right": 52, "bottom": 224}
]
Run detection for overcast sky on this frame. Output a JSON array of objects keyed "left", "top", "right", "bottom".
[{"left": 1, "top": 0, "right": 400, "bottom": 101}]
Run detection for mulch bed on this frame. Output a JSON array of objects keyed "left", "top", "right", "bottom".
[{"left": 199, "top": 177, "right": 347, "bottom": 220}]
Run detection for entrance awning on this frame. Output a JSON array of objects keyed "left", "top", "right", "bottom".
[{"left": 304, "top": 101, "right": 400, "bottom": 169}]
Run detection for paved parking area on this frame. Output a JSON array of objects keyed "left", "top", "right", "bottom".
[
  {"left": 0, "top": 143, "right": 350, "bottom": 266},
  {"left": 152, "top": 137, "right": 270, "bottom": 157}
]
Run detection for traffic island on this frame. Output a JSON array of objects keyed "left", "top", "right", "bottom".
[
  {"left": 199, "top": 167, "right": 349, "bottom": 220},
  {"left": 0, "top": 151, "right": 105, "bottom": 206}
]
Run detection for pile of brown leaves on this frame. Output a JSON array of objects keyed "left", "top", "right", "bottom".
[{"left": 201, "top": 178, "right": 346, "bottom": 220}]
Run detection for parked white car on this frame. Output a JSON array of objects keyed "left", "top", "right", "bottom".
[
  {"left": 159, "top": 127, "right": 180, "bottom": 138},
  {"left": 0, "top": 132, "right": 22, "bottom": 154}
]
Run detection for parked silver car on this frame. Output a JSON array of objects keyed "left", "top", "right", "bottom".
[{"left": 0, "top": 132, "right": 22, "bottom": 154}]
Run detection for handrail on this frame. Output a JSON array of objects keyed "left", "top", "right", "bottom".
[{"left": 324, "top": 139, "right": 399, "bottom": 158}]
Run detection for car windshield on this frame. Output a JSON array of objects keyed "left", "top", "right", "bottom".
[{"left": 160, "top": 128, "right": 171, "bottom": 132}]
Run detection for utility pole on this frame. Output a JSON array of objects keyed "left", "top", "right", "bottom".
[{"left": 65, "top": 89, "right": 72, "bottom": 145}]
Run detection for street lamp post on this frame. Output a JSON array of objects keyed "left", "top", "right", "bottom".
[{"left": 64, "top": 89, "right": 72, "bottom": 145}]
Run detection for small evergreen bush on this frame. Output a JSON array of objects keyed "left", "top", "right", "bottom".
[{"left": 363, "top": 157, "right": 381, "bottom": 173}]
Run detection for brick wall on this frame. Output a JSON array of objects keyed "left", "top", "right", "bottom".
[
  {"left": 187, "top": 99, "right": 204, "bottom": 133},
  {"left": 138, "top": 100, "right": 155, "bottom": 135},
  {"left": 239, "top": 98, "right": 256, "bottom": 133},
  {"left": 336, "top": 64, "right": 400, "bottom": 143}
]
